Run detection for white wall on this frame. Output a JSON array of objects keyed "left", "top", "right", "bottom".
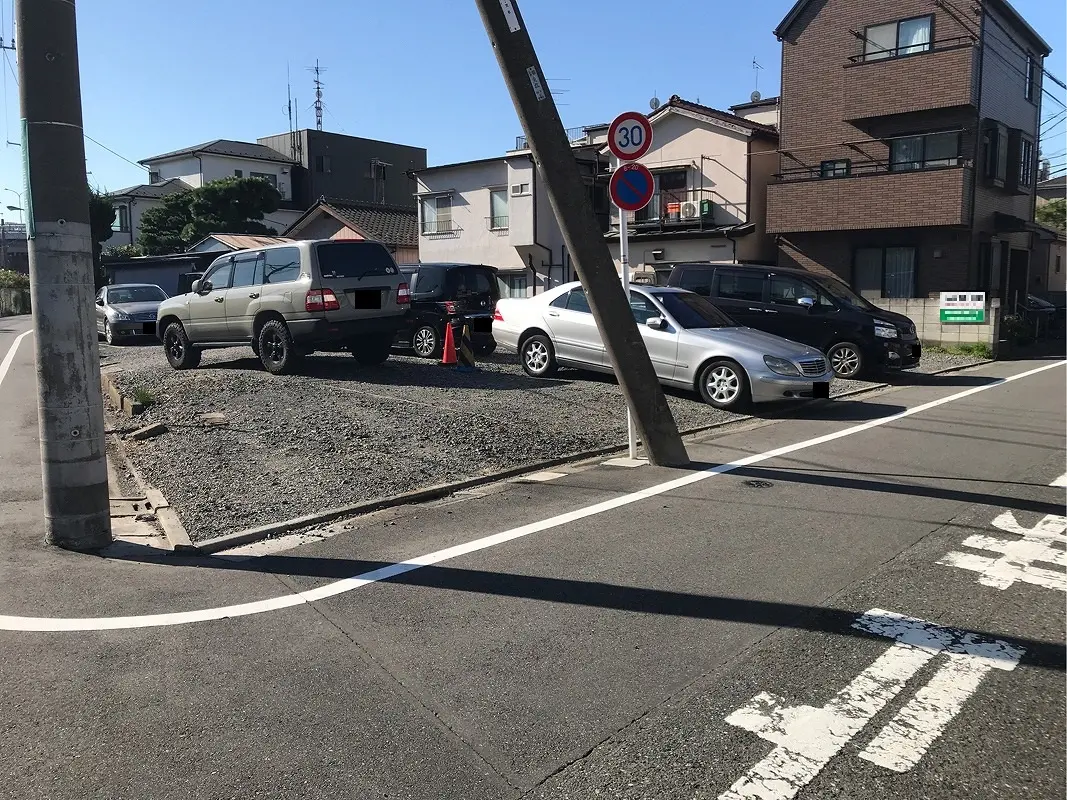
[
  {"left": 734, "top": 106, "right": 779, "bottom": 128},
  {"left": 416, "top": 158, "right": 530, "bottom": 269},
  {"left": 148, "top": 154, "right": 294, "bottom": 201},
  {"left": 109, "top": 196, "right": 164, "bottom": 248},
  {"left": 607, "top": 238, "right": 735, "bottom": 275},
  {"left": 263, "top": 208, "right": 302, "bottom": 234}
]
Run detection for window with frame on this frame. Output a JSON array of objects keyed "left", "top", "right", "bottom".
[
  {"left": 1018, "top": 137, "right": 1035, "bottom": 188},
  {"left": 889, "top": 132, "right": 960, "bottom": 171},
  {"left": 250, "top": 172, "right": 278, "bottom": 188},
  {"left": 489, "top": 188, "right": 509, "bottom": 229},
  {"left": 148, "top": 170, "right": 161, "bottom": 184},
  {"left": 768, "top": 275, "right": 834, "bottom": 308},
  {"left": 234, "top": 169, "right": 243, "bottom": 178},
  {"left": 863, "top": 15, "right": 932, "bottom": 61},
  {"left": 677, "top": 268, "right": 714, "bottom": 297},
  {"left": 854, "top": 247, "right": 916, "bottom": 299},
  {"left": 1056, "top": 255, "right": 1061, "bottom": 274},
  {"left": 565, "top": 288, "right": 591, "bottom": 313},
  {"left": 111, "top": 205, "right": 129, "bottom": 233},
  {"left": 314, "top": 155, "right": 331, "bottom": 173},
  {"left": 982, "top": 123, "right": 1010, "bottom": 186},
  {"left": 820, "top": 160, "right": 851, "bottom": 178},
  {"left": 504, "top": 274, "right": 528, "bottom": 297},
  {"left": 231, "top": 253, "right": 262, "bottom": 288},
  {"left": 420, "top": 195, "right": 453, "bottom": 234},
  {"left": 628, "top": 292, "right": 661, "bottom": 324},
  {"left": 204, "top": 258, "right": 234, "bottom": 291},
  {"left": 511, "top": 183, "right": 530, "bottom": 196},
  {"left": 1025, "top": 54, "right": 1038, "bottom": 102}
]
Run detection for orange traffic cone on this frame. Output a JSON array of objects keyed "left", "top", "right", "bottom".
[{"left": 440, "top": 321, "right": 458, "bottom": 366}]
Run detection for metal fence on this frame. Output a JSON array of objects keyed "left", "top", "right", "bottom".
[{"left": 0, "top": 287, "right": 31, "bottom": 316}]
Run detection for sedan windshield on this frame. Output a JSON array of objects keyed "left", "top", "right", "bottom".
[
  {"left": 811, "top": 277, "right": 876, "bottom": 312},
  {"left": 653, "top": 291, "right": 737, "bottom": 329},
  {"left": 108, "top": 286, "right": 167, "bottom": 303}
]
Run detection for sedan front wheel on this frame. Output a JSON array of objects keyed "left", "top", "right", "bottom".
[{"left": 698, "top": 360, "right": 750, "bottom": 411}]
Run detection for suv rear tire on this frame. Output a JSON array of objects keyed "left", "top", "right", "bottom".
[
  {"left": 351, "top": 333, "right": 392, "bottom": 366},
  {"left": 162, "top": 322, "right": 201, "bottom": 370},
  {"left": 258, "top": 320, "right": 301, "bottom": 375}
]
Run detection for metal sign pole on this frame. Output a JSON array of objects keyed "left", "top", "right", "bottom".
[{"left": 617, "top": 200, "right": 637, "bottom": 459}]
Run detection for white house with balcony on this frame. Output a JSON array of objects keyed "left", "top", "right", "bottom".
[
  {"left": 603, "top": 96, "right": 780, "bottom": 281},
  {"left": 414, "top": 125, "right": 610, "bottom": 297},
  {"left": 108, "top": 139, "right": 305, "bottom": 250}
]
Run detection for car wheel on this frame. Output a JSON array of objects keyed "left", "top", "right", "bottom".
[
  {"left": 162, "top": 322, "right": 201, "bottom": 370},
  {"left": 411, "top": 324, "right": 441, "bottom": 359},
  {"left": 520, "top": 334, "right": 557, "bottom": 378},
  {"left": 351, "top": 334, "right": 392, "bottom": 366},
  {"left": 257, "top": 320, "right": 301, "bottom": 375},
  {"left": 698, "top": 360, "right": 750, "bottom": 410},
  {"left": 104, "top": 320, "right": 118, "bottom": 346},
  {"left": 827, "top": 342, "right": 864, "bottom": 379}
]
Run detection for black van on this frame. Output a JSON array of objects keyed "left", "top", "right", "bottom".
[
  {"left": 664, "top": 262, "right": 921, "bottom": 378},
  {"left": 395, "top": 263, "right": 500, "bottom": 358}
]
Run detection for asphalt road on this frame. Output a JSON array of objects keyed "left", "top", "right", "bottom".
[{"left": 0, "top": 318, "right": 1063, "bottom": 800}]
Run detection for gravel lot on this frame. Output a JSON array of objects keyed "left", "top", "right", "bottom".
[{"left": 103, "top": 340, "right": 986, "bottom": 542}]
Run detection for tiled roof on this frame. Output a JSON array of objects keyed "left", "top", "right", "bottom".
[
  {"left": 189, "top": 234, "right": 295, "bottom": 252},
  {"left": 285, "top": 199, "right": 417, "bottom": 248},
  {"left": 1038, "top": 175, "right": 1066, "bottom": 191},
  {"left": 140, "top": 139, "right": 294, "bottom": 165},
  {"left": 108, "top": 178, "right": 191, "bottom": 199},
  {"left": 656, "top": 96, "right": 779, "bottom": 136}
]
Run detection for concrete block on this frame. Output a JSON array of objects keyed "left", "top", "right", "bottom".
[
  {"left": 122, "top": 396, "right": 144, "bottom": 417},
  {"left": 128, "top": 422, "right": 167, "bottom": 440}
]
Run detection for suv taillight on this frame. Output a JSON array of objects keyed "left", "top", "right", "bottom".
[
  {"left": 397, "top": 282, "right": 411, "bottom": 305},
  {"left": 305, "top": 288, "right": 340, "bottom": 312},
  {"left": 493, "top": 305, "right": 504, "bottom": 322},
  {"left": 443, "top": 300, "right": 456, "bottom": 314}
]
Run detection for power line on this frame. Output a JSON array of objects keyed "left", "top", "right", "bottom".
[
  {"left": 979, "top": 4, "right": 1066, "bottom": 91},
  {"left": 83, "top": 133, "right": 147, "bottom": 172}
]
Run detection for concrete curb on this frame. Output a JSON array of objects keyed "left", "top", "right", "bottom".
[
  {"left": 101, "top": 372, "right": 146, "bottom": 417},
  {"left": 191, "top": 358, "right": 993, "bottom": 555}
]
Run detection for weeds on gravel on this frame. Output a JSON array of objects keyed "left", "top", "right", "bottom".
[
  {"left": 131, "top": 387, "right": 157, "bottom": 407},
  {"left": 923, "top": 342, "right": 993, "bottom": 359}
]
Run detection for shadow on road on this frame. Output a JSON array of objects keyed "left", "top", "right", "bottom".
[
  {"left": 683, "top": 463, "right": 1066, "bottom": 517},
  {"left": 112, "top": 547, "right": 1066, "bottom": 672}
]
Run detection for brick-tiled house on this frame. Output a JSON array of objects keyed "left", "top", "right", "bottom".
[{"left": 767, "top": 0, "right": 1052, "bottom": 317}]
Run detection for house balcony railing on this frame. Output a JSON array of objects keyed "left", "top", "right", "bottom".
[
  {"left": 485, "top": 215, "right": 509, "bottom": 232},
  {"left": 767, "top": 164, "right": 973, "bottom": 233},
  {"left": 775, "top": 155, "right": 964, "bottom": 182},
  {"left": 515, "top": 125, "right": 594, "bottom": 151},
  {"left": 843, "top": 37, "right": 977, "bottom": 122},
  {"left": 420, "top": 220, "right": 462, "bottom": 237},
  {"left": 612, "top": 188, "right": 725, "bottom": 233}
]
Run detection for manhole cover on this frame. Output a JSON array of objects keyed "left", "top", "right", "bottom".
[{"left": 743, "top": 480, "right": 774, "bottom": 489}]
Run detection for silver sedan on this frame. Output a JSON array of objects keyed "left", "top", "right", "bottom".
[
  {"left": 95, "top": 283, "right": 169, "bottom": 345},
  {"left": 493, "top": 283, "right": 835, "bottom": 410}
]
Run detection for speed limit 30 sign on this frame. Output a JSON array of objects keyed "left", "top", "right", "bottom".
[{"left": 608, "top": 111, "right": 653, "bottom": 161}]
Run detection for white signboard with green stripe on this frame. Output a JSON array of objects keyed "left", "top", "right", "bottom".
[{"left": 939, "top": 291, "right": 986, "bottom": 324}]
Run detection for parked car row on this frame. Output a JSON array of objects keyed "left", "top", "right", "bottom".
[{"left": 97, "top": 243, "right": 924, "bottom": 409}]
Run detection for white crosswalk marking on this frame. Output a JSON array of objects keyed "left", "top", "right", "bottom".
[
  {"left": 937, "top": 512, "right": 1067, "bottom": 592},
  {"left": 719, "top": 610, "right": 1023, "bottom": 800}
]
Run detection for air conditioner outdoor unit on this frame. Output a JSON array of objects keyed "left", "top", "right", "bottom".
[{"left": 679, "top": 201, "right": 701, "bottom": 220}]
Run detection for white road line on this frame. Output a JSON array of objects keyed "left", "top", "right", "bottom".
[
  {"left": 721, "top": 609, "right": 1023, "bottom": 800},
  {"left": 1051, "top": 472, "right": 1067, "bottom": 488},
  {"left": 1, "top": 359, "right": 1063, "bottom": 633},
  {"left": 0, "top": 329, "right": 32, "bottom": 390}
]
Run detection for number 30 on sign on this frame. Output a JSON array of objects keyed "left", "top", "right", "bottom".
[{"left": 608, "top": 111, "right": 653, "bottom": 161}]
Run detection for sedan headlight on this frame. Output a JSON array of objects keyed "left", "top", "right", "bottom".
[
  {"left": 112, "top": 310, "right": 131, "bottom": 321},
  {"left": 874, "top": 324, "right": 898, "bottom": 339},
  {"left": 763, "top": 355, "right": 800, "bottom": 376}
]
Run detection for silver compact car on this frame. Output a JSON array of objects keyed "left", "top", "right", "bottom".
[
  {"left": 95, "top": 283, "right": 169, "bottom": 345},
  {"left": 493, "top": 283, "right": 835, "bottom": 410}
]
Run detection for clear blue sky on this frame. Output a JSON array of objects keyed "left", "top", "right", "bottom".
[{"left": 0, "top": 0, "right": 1063, "bottom": 213}]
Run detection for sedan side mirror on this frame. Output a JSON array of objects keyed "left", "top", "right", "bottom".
[
  {"left": 797, "top": 296, "right": 816, "bottom": 309},
  {"left": 645, "top": 316, "right": 668, "bottom": 331}
]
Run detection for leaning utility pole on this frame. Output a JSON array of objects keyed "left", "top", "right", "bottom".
[
  {"left": 17, "top": 0, "right": 111, "bottom": 550},
  {"left": 472, "top": 0, "right": 688, "bottom": 466}
]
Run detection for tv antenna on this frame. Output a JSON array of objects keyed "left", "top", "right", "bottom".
[
  {"left": 650, "top": 92, "right": 661, "bottom": 111},
  {"left": 308, "top": 59, "right": 326, "bottom": 131},
  {"left": 752, "top": 58, "right": 764, "bottom": 95}
]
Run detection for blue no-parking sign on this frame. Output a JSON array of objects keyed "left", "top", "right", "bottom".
[{"left": 609, "top": 162, "right": 655, "bottom": 212}]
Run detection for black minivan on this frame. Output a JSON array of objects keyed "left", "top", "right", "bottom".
[
  {"left": 395, "top": 263, "right": 500, "bottom": 358},
  {"left": 663, "top": 262, "right": 921, "bottom": 378}
]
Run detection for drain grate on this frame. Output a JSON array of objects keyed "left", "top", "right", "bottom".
[{"left": 743, "top": 479, "right": 774, "bottom": 489}]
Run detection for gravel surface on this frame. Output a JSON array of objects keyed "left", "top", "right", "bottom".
[{"left": 102, "top": 340, "right": 987, "bottom": 542}]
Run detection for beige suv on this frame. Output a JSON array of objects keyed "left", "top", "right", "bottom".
[{"left": 156, "top": 239, "right": 411, "bottom": 374}]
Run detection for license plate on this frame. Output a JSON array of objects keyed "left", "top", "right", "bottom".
[
  {"left": 813, "top": 381, "right": 830, "bottom": 399},
  {"left": 911, "top": 344, "right": 921, "bottom": 358},
  {"left": 347, "top": 289, "right": 382, "bottom": 310},
  {"left": 142, "top": 322, "right": 156, "bottom": 336}
]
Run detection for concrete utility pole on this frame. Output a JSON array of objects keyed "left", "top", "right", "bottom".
[
  {"left": 17, "top": 0, "right": 111, "bottom": 550},
  {"left": 472, "top": 0, "right": 689, "bottom": 467}
]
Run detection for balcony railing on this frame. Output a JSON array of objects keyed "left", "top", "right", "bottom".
[
  {"left": 515, "top": 125, "right": 595, "bottom": 151},
  {"left": 845, "top": 34, "right": 973, "bottom": 64},
  {"left": 776, "top": 155, "right": 964, "bottom": 183},
  {"left": 420, "top": 220, "right": 462, "bottom": 236},
  {"left": 613, "top": 188, "right": 724, "bottom": 233},
  {"left": 486, "top": 215, "right": 509, "bottom": 232}
]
